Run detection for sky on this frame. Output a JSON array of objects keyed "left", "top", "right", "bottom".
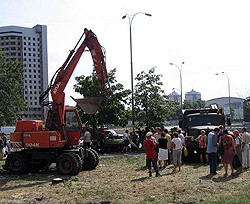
[{"left": 0, "top": 0, "right": 250, "bottom": 106}]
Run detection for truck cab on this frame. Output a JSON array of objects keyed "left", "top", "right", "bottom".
[{"left": 180, "top": 108, "right": 225, "bottom": 161}]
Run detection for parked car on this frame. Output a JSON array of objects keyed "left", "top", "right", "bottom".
[{"left": 102, "top": 129, "right": 123, "bottom": 139}]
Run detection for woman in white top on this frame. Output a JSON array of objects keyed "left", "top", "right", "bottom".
[{"left": 171, "top": 132, "right": 185, "bottom": 172}]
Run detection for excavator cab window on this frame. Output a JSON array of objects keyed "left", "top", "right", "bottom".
[{"left": 64, "top": 110, "right": 80, "bottom": 132}]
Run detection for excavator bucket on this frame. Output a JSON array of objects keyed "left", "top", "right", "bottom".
[{"left": 71, "top": 96, "right": 104, "bottom": 115}]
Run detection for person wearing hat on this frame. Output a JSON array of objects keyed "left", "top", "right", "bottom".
[
  {"left": 218, "top": 129, "right": 236, "bottom": 176},
  {"left": 207, "top": 128, "right": 219, "bottom": 175},
  {"left": 144, "top": 132, "right": 160, "bottom": 177}
]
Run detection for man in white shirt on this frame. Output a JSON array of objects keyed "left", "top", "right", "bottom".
[
  {"left": 122, "top": 130, "right": 129, "bottom": 152},
  {"left": 241, "top": 127, "right": 250, "bottom": 169},
  {"left": 171, "top": 132, "right": 185, "bottom": 172},
  {"left": 83, "top": 129, "right": 92, "bottom": 148}
]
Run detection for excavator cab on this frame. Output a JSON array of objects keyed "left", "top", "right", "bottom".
[
  {"left": 45, "top": 107, "right": 82, "bottom": 146},
  {"left": 64, "top": 107, "right": 82, "bottom": 146}
]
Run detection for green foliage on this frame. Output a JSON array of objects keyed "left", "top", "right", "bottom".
[
  {"left": 74, "top": 68, "right": 131, "bottom": 127},
  {"left": 243, "top": 100, "right": 250, "bottom": 122},
  {"left": 134, "top": 67, "right": 178, "bottom": 129},
  {"left": 183, "top": 98, "right": 206, "bottom": 109},
  {"left": 0, "top": 49, "right": 26, "bottom": 126}
]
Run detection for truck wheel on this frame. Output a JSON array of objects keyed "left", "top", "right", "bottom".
[
  {"left": 56, "top": 153, "right": 80, "bottom": 175},
  {"left": 71, "top": 153, "right": 83, "bottom": 172},
  {"left": 6, "top": 153, "right": 28, "bottom": 174},
  {"left": 82, "top": 149, "right": 97, "bottom": 170},
  {"left": 89, "top": 148, "right": 99, "bottom": 168}
]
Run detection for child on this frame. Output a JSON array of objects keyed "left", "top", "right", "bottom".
[{"left": 144, "top": 132, "right": 160, "bottom": 177}]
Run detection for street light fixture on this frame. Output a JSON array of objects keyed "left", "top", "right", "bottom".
[
  {"left": 122, "top": 12, "right": 152, "bottom": 132},
  {"left": 215, "top": 72, "right": 231, "bottom": 117},
  {"left": 170, "top": 62, "right": 185, "bottom": 112}
]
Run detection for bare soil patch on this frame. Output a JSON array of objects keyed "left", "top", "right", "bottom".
[{"left": 0, "top": 154, "right": 249, "bottom": 204}]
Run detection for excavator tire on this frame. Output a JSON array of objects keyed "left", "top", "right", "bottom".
[
  {"left": 5, "top": 153, "right": 28, "bottom": 174},
  {"left": 82, "top": 148, "right": 97, "bottom": 170},
  {"left": 56, "top": 152, "right": 80, "bottom": 175},
  {"left": 71, "top": 152, "right": 83, "bottom": 172},
  {"left": 89, "top": 148, "right": 99, "bottom": 168}
]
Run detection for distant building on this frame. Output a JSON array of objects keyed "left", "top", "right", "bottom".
[
  {"left": 169, "top": 91, "right": 181, "bottom": 103},
  {"left": 0, "top": 25, "right": 48, "bottom": 120},
  {"left": 185, "top": 89, "right": 201, "bottom": 102},
  {"left": 206, "top": 97, "right": 245, "bottom": 120}
]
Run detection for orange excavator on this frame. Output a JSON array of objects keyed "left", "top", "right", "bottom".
[{"left": 4, "top": 28, "right": 109, "bottom": 175}]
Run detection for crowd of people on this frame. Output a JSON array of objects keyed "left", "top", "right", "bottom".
[
  {"left": 123, "top": 127, "right": 186, "bottom": 177},
  {"left": 122, "top": 126, "right": 250, "bottom": 178},
  {"left": 201, "top": 126, "right": 249, "bottom": 177}
]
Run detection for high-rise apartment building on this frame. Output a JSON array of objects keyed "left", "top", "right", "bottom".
[
  {"left": 169, "top": 90, "right": 181, "bottom": 103},
  {"left": 185, "top": 89, "right": 201, "bottom": 102},
  {"left": 0, "top": 25, "right": 48, "bottom": 120}
]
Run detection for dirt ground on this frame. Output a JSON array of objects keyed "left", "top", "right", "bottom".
[{"left": 0, "top": 154, "right": 249, "bottom": 204}]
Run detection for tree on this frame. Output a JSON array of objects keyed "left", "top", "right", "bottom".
[
  {"left": 134, "top": 67, "right": 176, "bottom": 129},
  {"left": 0, "top": 49, "right": 26, "bottom": 126},
  {"left": 183, "top": 98, "right": 206, "bottom": 109},
  {"left": 74, "top": 68, "right": 131, "bottom": 127}
]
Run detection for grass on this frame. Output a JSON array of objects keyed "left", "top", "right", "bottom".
[{"left": 0, "top": 154, "right": 249, "bottom": 204}]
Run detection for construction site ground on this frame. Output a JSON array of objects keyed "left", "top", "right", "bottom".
[{"left": 0, "top": 153, "right": 249, "bottom": 204}]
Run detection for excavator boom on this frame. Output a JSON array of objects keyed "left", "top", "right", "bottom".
[{"left": 48, "top": 28, "right": 108, "bottom": 127}]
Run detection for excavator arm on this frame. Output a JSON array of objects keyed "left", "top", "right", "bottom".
[{"left": 40, "top": 28, "right": 108, "bottom": 131}]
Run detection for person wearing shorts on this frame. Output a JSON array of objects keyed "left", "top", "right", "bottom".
[
  {"left": 158, "top": 132, "right": 168, "bottom": 169},
  {"left": 171, "top": 132, "right": 184, "bottom": 172}
]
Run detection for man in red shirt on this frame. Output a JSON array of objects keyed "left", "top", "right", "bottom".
[{"left": 144, "top": 132, "right": 160, "bottom": 177}]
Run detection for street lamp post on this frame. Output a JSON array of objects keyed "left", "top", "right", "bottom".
[
  {"left": 170, "top": 62, "right": 185, "bottom": 112},
  {"left": 216, "top": 72, "right": 231, "bottom": 117},
  {"left": 122, "top": 12, "right": 152, "bottom": 132}
]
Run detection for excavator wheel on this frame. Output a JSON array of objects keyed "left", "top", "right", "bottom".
[
  {"left": 71, "top": 152, "right": 83, "bottom": 172},
  {"left": 56, "top": 152, "right": 80, "bottom": 175},
  {"left": 82, "top": 148, "right": 97, "bottom": 170},
  {"left": 5, "top": 153, "right": 28, "bottom": 174},
  {"left": 88, "top": 148, "right": 99, "bottom": 168}
]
